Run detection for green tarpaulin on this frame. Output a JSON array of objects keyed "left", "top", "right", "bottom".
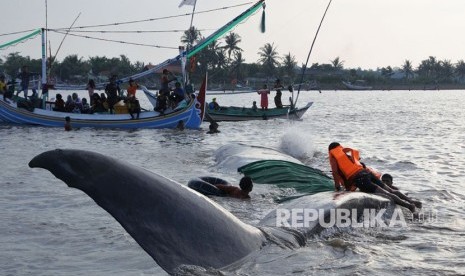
[
  {"left": 0, "top": 29, "right": 41, "bottom": 50},
  {"left": 238, "top": 160, "right": 334, "bottom": 198}
]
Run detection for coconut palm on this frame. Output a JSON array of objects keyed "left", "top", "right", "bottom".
[
  {"left": 401, "top": 59, "right": 414, "bottom": 80},
  {"left": 439, "top": 59, "right": 453, "bottom": 81},
  {"left": 230, "top": 51, "right": 245, "bottom": 81},
  {"left": 330, "top": 56, "right": 344, "bottom": 70},
  {"left": 281, "top": 52, "right": 297, "bottom": 82},
  {"left": 181, "top": 26, "right": 202, "bottom": 48},
  {"left": 222, "top": 32, "right": 242, "bottom": 60},
  {"left": 455, "top": 60, "right": 465, "bottom": 82},
  {"left": 257, "top": 43, "right": 280, "bottom": 77}
]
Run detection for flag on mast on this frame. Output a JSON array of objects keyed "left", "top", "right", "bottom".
[{"left": 178, "top": 0, "right": 196, "bottom": 8}]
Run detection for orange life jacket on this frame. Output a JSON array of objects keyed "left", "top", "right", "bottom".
[{"left": 329, "top": 145, "right": 364, "bottom": 181}]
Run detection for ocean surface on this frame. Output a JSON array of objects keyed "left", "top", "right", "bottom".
[{"left": 1, "top": 89, "right": 464, "bottom": 275}]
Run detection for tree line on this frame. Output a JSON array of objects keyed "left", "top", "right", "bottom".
[{"left": 2, "top": 27, "right": 465, "bottom": 89}]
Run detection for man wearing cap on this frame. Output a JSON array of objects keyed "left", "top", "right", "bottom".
[{"left": 208, "top": 98, "right": 220, "bottom": 110}]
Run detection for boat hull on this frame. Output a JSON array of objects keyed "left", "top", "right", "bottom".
[
  {"left": 0, "top": 98, "right": 203, "bottom": 129},
  {"left": 342, "top": 81, "right": 372, "bottom": 90},
  {"left": 206, "top": 102, "right": 313, "bottom": 122}
]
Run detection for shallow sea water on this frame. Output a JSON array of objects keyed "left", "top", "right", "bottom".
[{"left": 1, "top": 89, "right": 464, "bottom": 275}]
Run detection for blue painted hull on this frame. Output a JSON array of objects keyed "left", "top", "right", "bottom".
[{"left": 0, "top": 98, "right": 203, "bottom": 129}]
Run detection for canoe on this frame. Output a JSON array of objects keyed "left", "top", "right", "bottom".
[
  {"left": 205, "top": 102, "right": 313, "bottom": 122},
  {"left": 342, "top": 80, "right": 372, "bottom": 90},
  {"left": 0, "top": 83, "right": 206, "bottom": 129}
]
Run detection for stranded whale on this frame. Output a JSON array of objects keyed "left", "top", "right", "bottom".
[{"left": 29, "top": 149, "right": 391, "bottom": 274}]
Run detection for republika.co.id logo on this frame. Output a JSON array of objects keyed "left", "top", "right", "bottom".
[{"left": 275, "top": 208, "right": 437, "bottom": 228}]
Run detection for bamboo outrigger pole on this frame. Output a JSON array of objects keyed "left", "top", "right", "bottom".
[{"left": 293, "top": 0, "right": 332, "bottom": 107}]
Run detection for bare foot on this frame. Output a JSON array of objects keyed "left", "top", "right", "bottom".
[
  {"left": 408, "top": 203, "right": 416, "bottom": 213},
  {"left": 413, "top": 200, "right": 422, "bottom": 209}
]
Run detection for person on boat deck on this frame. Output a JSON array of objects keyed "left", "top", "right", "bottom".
[
  {"left": 171, "top": 81, "right": 186, "bottom": 105},
  {"left": 328, "top": 142, "right": 421, "bottom": 213},
  {"left": 206, "top": 121, "right": 220, "bottom": 134},
  {"left": 105, "top": 75, "right": 121, "bottom": 114},
  {"left": 215, "top": 176, "right": 253, "bottom": 199},
  {"left": 86, "top": 79, "right": 96, "bottom": 105},
  {"left": 126, "top": 78, "right": 139, "bottom": 98},
  {"left": 274, "top": 79, "right": 284, "bottom": 108},
  {"left": 71, "top": 93, "right": 83, "bottom": 113},
  {"left": 208, "top": 98, "right": 220, "bottom": 110},
  {"left": 252, "top": 101, "right": 258, "bottom": 111},
  {"left": 126, "top": 95, "right": 141, "bottom": 120},
  {"left": 0, "top": 75, "right": 7, "bottom": 100},
  {"left": 4, "top": 79, "right": 15, "bottom": 100},
  {"left": 64, "top": 95, "right": 75, "bottom": 112},
  {"left": 53, "top": 93, "right": 65, "bottom": 112},
  {"left": 160, "top": 69, "right": 176, "bottom": 93},
  {"left": 257, "top": 84, "right": 270, "bottom": 110},
  {"left": 81, "top": 98, "right": 91, "bottom": 114},
  {"left": 16, "top": 65, "right": 39, "bottom": 99},
  {"left": 99, "top": 93, "right": 109, "bottom": 111}
]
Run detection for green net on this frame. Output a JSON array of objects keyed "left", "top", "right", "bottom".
[{"left": 238, "top": 160, "right": 334, "bottom": 199}]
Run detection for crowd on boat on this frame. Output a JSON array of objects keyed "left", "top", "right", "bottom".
[{"left": 0, "top": 65, "right": 198, "bottom": 120}]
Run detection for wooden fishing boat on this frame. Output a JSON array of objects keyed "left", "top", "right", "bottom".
[
  {"left": 342, "top": 80, "right": 372, "bottom": 90},
  {"left": 0, "top": 84, "right": 206, "bottom": 129},
  {"left": 205, "top": 102, "right": 313, "bottom": 122}
]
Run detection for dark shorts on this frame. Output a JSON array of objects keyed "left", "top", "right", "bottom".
[{"left": 352, "top": 170, "right": 379, "bottom": 193}]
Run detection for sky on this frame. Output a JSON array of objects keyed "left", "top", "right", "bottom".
[{"left": 1, "top": 0, "right": 465, "bottom": 70}]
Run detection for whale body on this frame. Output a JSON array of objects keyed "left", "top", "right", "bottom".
[{"left": 29, "top": 149, "right": 391, "bottom": 274}]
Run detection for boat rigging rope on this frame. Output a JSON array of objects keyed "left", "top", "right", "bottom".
[
  {"left": 54, "top": 29, "right": 214, "bottom": 34},
  {"left": 48, "top": 30, "right": 178, "bottom": 49},
  {"left": 293, "top": 0, "right": 332, "bottom": 107},
  {"left": 52, "top": 2, "right": 253, "bottom": 31}
]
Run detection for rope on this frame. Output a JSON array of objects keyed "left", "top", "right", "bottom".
[
  {"left": 52, "top": 2, "right": 253, "bottom": 31},
  {"left": 49, "top": 30, "right": 178, "bottom": 49}
]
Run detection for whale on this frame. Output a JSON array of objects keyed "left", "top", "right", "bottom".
[{"left": 29, "top": 149, "right": 392, "bottom": 274}]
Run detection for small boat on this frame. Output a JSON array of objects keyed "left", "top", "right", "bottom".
[
  {"left": 205, "top": 102, "right": 313, "bottom": 122},
  {"left": 0, "top": 83, "right": 206, "bottom": 129},
  {"left": 206, "top": 89, "right": 256, "bottom": 96},
  {"left": 342, "top": 80, "right": 372, "bottom": 90}
]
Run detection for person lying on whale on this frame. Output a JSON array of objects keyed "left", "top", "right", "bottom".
[
  {"left": 328, "top": 142, "right": 421, "bottom": 213},
  {"left": 381, "top": 173, "right": 399, "bottom": 190},
  {"left": 361, "top": 162, "right": 420, "bottom": 207},
  {"left": 189, "top": 176, "right": 253, "bottom": 199},
  {"left": 215, "top": 176, "right": 253, "bottom": 199}
]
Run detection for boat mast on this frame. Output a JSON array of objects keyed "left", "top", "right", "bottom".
[{"left": 41, "top": 28, "right": 47, "bottom": 93}]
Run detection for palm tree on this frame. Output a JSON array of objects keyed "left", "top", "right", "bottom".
[
  {"left": 181, "top": 26, "right": 202, "bottom": 48},
  {"left": 281, "top": 52, "right": 297, "bottom": 82},
  {"left": 439, "top": 59, "right": 453, "bottom": 81},
  {"left": 257, "top": 43, "right": 280, "bottom": 77},
  {"left": 230, "top": 51, "right": 245, "bottom": 81},
  {"left": 401, "top": 59, "right": 414, "bottom": 80},
  {"left": 222, "top": 32, "right": 242, "bottom": 60},
  {"left": 455, "top": 60, "right": 465, "bottom": 82},
  {"left": 330, "top": 56, "right": 344, "bottom": 70}
]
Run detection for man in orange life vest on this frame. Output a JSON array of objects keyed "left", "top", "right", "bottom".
[{"left": 328, "top": 142, "right": 421, "bottom": 213}]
